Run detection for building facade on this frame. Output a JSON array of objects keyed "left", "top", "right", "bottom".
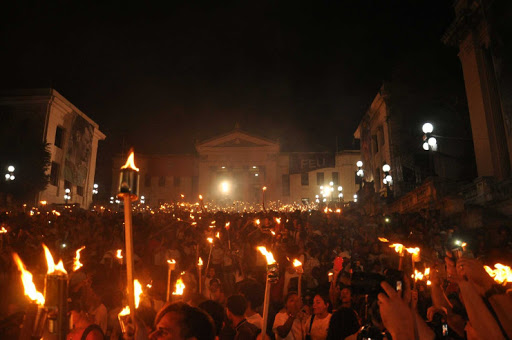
[
  {"left": 0, "top": 89, "right": 106, "bottom": 207},
  {"left": 112, "top": 128, "right": 360, "bottom": 206},
  {"left": 443, "top": 0, "right": 512, "bottom": 180}
]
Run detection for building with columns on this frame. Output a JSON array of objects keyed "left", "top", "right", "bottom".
[
  {"left": 443, "top": 0, "right": 512, "bottom": 180},
  {"left": 112, "top": 127, "right": 360, "bottom": 207},
  {"left": 0, "top": 89, "right": 106, "bottom": 207}
]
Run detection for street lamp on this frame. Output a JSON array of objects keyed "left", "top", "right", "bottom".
[
  {"left": 353, "top": 194, "right": 358, "bottom": 203},
  {"left": 382, "top": 163, "right": 392, "bottom": 197},
  {"left": 5, "top": 165, "right": 15, "bottom": 181},
  {"left": 64, "top": 188, "right": 71, "bottom": 204},
  {"left": 92, "top": 183, "right": 99, "bottom": 195},
  {"left": 337, "top": 186, "right": 343, "bottom": 202},
  {"left": 356, "top": 161, "right": 364, "bottom": 190},
  {"left": 422, "top": 123, "right": 437, "bottom": 151},
  {"left": 140, "top": 195, "right": 145, "bottom": 204}
]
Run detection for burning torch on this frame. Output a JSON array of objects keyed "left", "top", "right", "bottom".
[
  {"left": 258, "top": 246, "right": 279, "bottom": 337},
  {"left": 118, "top": 150, "right": 139, "bottom": 326},
  {"left": 43, "top": 244, "right": 68, "bottom": 340},
  {"left": 166, "top": 259, "right": 176, "bottom": 302}
]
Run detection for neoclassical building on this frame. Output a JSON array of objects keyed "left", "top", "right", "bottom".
[{"left": 112, "top": 127, "right": 360, "bottom": 206}]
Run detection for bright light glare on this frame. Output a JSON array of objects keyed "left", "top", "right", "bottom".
[
  {"left": 423, "top": 142, "right": 429, "bottom": 151},
  {"left": 382, "top": 164, "right": 391, "bottom": 173},
  {"left": 422, "top": 122, "right": 434, "bottom": 134},
  {"left": 220, "top": 181, "right": 230, "bottom": 193},
  {"left": 7, "top": 166, "right": 15, "bottom": 172},
  {"left": 428, "top": 137, "right": 437, "bottom": 147},
  {"left": 93, "top": 183, "right": 98, "bottom": 189},
  {"left": 329, "top": 181, "right": 334, "bottom": 186},
  {"left": 338, "top": 186, "right": 343, "bottom": 191},
  {"left": 356, "top": 161, "right": 363, "bottom": 167}
]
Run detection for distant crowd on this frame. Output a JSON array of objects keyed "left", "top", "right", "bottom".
[{"left": 0, "top": 203, "right": 511, "bottom": 340}]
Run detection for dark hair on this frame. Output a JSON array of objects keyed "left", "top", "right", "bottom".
[
  {"left": 199, "top": 300, "right": 224, "bottom": 336},
  {"left": 326, "top": 307, "right": 360, "bottom": 340},
  {"left": 285, "top": 291, "right": 298, "bottom": 303},
  {"left": 238, "top": 281, "right": 264, "bottom": 309},
  {"left": 314, "top": 294, "right": 332, "bottom": 313},
  {"left": 226, "top": 295, "right": 247, "bottom": 317},
  {"left": 154, "top": 302, "right": 215, "bottom": 340}
]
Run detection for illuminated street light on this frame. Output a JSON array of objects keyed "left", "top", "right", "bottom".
[
  {"left": 140, "top": 195, "right": 145, "bottom": 204},
  {"left": 92, "top": 183, "right": 99, "bottom": 195},
  {"left": 64, "top": 188, "right": 71, "bottom": 204},
  {"left": 220, "top": 181, "right": 230, "bottom": 194},
  {"left": 382, "top": 164, "right": 391, "bottom": 173},
  {"left": 422, "top": 123, "right": 434, "bottom": 134},
  {"left": 5, "top": 165, "right": 15, "bottom": 181},
  {"left": 7, "top": 165, "right": 15, "bottom": 173}
]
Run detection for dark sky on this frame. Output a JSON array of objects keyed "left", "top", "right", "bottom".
[{"left": 1, "top": 0, "right": 458, "bottom": 185}]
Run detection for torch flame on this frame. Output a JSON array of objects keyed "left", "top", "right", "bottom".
[
  {"left": 118, "top": 305, "right": 130, "bottom": 317},
  {"left": 120, "top": 150, "right": 139, "bottom": 172},
  {"left": 275, "top": 218, "right": 281, "bottom": 224},
  {"left": 225, "top": 222, "right": 230, "bottom": 229},
  {"left": 43, "top": 244, "right": 67, "bottom": 275},
  {"left": 293, "top": 259, "right": 302, "bottom": 267},
  {"left": 134, "top": 279, "right": 142, "bottom": 308},
  {"left": 484, "top": 263, "right": 512, "bottom": 285},
  {"left": 116, "top": 249, "right": 123, "bottom": 259},
  {"left": 262, "top": 186, "right": 267, "bottom": 191},
  {"left": 0, "top": 226, "right": 7, "bottom": 233},
  {"left": 73, "top": 246, "right": 86, "bottom": 271},
  {"left": 389, "top": 243, "right": 404, "bottom": 255},
  {"left": 378, "top": 237, "right": 389, "bottom": 243},
  {"left": 406, "top": 247, "right": 420, "bottom": 255},
  {"left": 257, "top": 246, "right": 276, "bottom": 265},
  {"left": 215, "top": 232, "right": 220, "bottom": 239},
  {"left": 198, "top": 257, "right": 203, "bottom": 266},
  {"left": 172, "top": 278, "right": 185, "bottom": 295},
  {"left": 271, "top": 230, "right": 276, "bottom": 236},
  {"left": 207, "top": 237, "right": 213, "bottom": 244},
  {"left": 167, "top": 259, "right": 176, "bottom": 264},
  {"left": 12, "top": 253, "right": 45, "bottom": 305},
  {"left": 199, "top": 195, "right": 203, "bottom": 200},
  {"left": 255, "top": 219, "right": 260, "bottom": 225}
]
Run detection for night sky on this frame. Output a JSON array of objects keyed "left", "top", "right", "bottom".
[{"left": 1, "top": 1, "right": 458, "bottom": 188}]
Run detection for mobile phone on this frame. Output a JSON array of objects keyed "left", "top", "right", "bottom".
[
  {"left": 442, "top": 323, "right": 448, "bottom": 336},
  {"left": 396, "top": 280, "right": 402, "bottom": 292}
]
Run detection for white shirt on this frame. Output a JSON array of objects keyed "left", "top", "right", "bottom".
[
  {"left": 246, "top": 313, "right": 263, "bottom": 330},
  {"left": 273, "top": 311, "right": 304, "bottom": 340},
  {"left": 305, "top": 314, "right": 331, "bottom": 340}
]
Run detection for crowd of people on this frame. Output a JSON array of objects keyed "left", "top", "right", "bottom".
[{"left": 0, "top": 202, "right": 511, "bottom": 340}]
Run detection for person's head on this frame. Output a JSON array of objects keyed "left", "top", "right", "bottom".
[
  {"left": 150, "top": 302, "right": 215, "bottom": 340},
  {"left": 238, "top": 281, "right": 264, "bottom": 312},
  {"left": 198, "top": 300, "right": 224, "bottom": 336},
  {"left": 226, "top": 295, "right": 247, "bottom": 321},
  {"left": 207, "top": 267, "right": 215, "bottom": 278},
  {"left": 340, "top": 287, "right": 352, "bottom": 306},
  {"left": 285, "top": 292, "right": 300, "bottom": 314},
  {"left": 312, "top": 294, "right": 331, "bottom": 316},
  {"left": 209, "top": 278, "right": 220, "bottom": 293}
]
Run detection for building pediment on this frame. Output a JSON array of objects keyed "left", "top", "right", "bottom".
[{"left": 196, "top": 130, "right": 279, "bottom": 153}]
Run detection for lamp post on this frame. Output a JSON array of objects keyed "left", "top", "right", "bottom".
[
  {"left": 422, "top": 123, "right": 437, "bottom": 176},
  {"left": 337, "top": 186, "right": 343, "bottom": 203},
  {"left": 356, "top": 161, "right": 364, "bottom": 191},
  {"left": 64, "top": 188, "right": 71, "bottom": 204},
  {"left": 5, "top": 165, "right": 15, "bottom": 181},
  {"left": 353, "top": 194, "right": 358, "bottom": 203},
  {"left": 382, "top": 163, "right": 392, "bottom": 197},
  {"left": 262, "top": 186, "right": 267, "bottom": 212}
]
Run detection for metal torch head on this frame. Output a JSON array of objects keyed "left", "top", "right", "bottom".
[
  {"left": 118, "top": 150, "right": 140, "bottom": 201},
  {"left": 267, "top": 263, "right": 280, "bottom": 283}
]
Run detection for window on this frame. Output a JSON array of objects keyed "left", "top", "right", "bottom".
[
  {"left": 64, "top": 180, "right": 72, "bottom": 193},
  {"left": 372, "top": 135, "right": 379, "bottom": 153},
  {"left": 332, "top": 172, "right": 339, "bottom": 185},
  {"left": 54, "top": 126, "right": 64, "bottom": 148},
  {"left": 158, "top": 176, "right": 166, "bottom": 187},
  {"left": 282, "top": 174, "right": 290, "bottom": 196},
  {"left": 76, "top": 186, "right": 84, "bottom": 196},
  {"left": 145, "top": 174, "right": 151, "bottom": 187},
  {"left": 316, "top": 172, "right": 324, "bottom": 185},
  {"left": 301, "top": 172, "right": 309, "bottom": 186},
  {"left": 50, "top": 162, "right": 60, "bottom": 186},
  {"left": 174, "top": 176, "right": 181, "bottom": 187}
]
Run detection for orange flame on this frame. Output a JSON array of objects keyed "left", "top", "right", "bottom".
[
  {"left": 262, "top": 186, "right": 267, "bottom": 191},
  {"left": 73, "top": 246, "right": 86, "bottom": 271},
  {"left": 275, "top": 218, "right": 281, "bottom": 224},
  {"left": 12, "top": 253, "right": 45, "bottom": 305},
  {"left": 199, "top": 195, "right": 203, "bottom": 200},
  {"left": 118, "top": 305, "right": 130, "bottom": 317},
  {"left": 167, "top": 259, "right": 176, "bottom": 264},
  {"left": 271, "top": 230, "right": 276, "bottom": 236},
  {"left": 378, "top": 237, "right": 389, "bottom": 243},
  {"left": 120, "top": 150, "right": 139, "bottom": 172},
  {"left": 225, "top": 222, "right": 230, "bottom": 230},
  {"left": 207, "top": 237, "right": 213, "bottom": 244},
  {"left": 172, "top": 278, "right": 185, "bottom": 295},
  {"left": 43, "top": 244, "right": 67, "bottom": 275},
  {"left": 389, "top": 243, "right": 404, "bottom": 255},
  {"left": 116, "top": 249, "right": 123, "bottom": 259},
  {"left": 484, "top": 263, "right": 512, "bottom": 285},
  {"left": 198, "top": 257, "right": 203, "bottom": 266},
  {"left": 134, "top": 279, "right": 142, "bottom": 308},
  {"left": 293, "top": 259, "right": 302, "bottom": 267},
  {"left": 215, "top": 232, "right": 220, "bottom": 239},
  {"left": 0, "top": 226, "right": 7, "bottom": 233},
  {"left": 255, "top": 219, "right": 260, "bottom": 225},
  {"left": 257, "top": 246, "right": 276, "bottom": 265}
]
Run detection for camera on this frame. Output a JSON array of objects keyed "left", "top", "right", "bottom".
[
  {"left": 427, "top": 311, "right": 449, "bottom": 338},
  {"left": 451, "top": 240, "right": 466, "bottom": 262},
  {"left": 351, "top": 269, "right": 403, "bottom": 297}
]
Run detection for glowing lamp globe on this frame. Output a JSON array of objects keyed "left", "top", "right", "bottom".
[
  {"left": 422, "top": 123, "right": 434, "bottom": 134},
  {"left": 382, "top": 164, "right": 391, "bottom": 173},
  {"left": 428, "top": 137, "right": 437, "bottom": 147},
  {"left": 356, "top": 161, "right": 363, "bottom": 168}
]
